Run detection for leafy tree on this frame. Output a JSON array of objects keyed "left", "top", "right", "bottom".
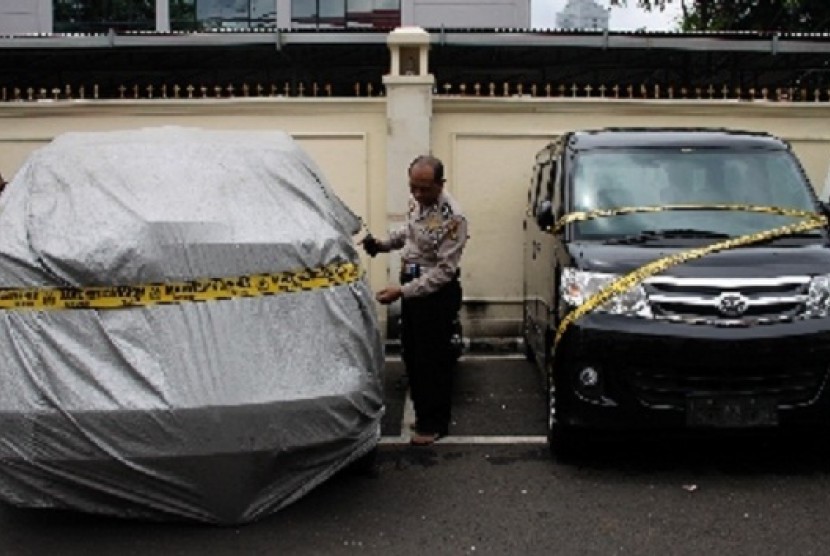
[
  {"left": 611, "top": 0, "right": 830, "bottom": 32},
  {"left": 170, "top": 0, "right": 199, "bottom": 31}
]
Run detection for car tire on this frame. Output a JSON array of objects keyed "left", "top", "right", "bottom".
[{"left": 548, "top": 422, "right": 581, "bottom": 464}]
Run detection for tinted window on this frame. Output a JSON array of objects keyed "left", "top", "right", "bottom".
[
  {"left": 571, "top": 149, "right": 817, "bottom": 238},
  {"left": 550, "top": 155, "right": 562, "bottom": 217},
  {"left": 529, "top": 165, "right": 542, "bottom": 209}
]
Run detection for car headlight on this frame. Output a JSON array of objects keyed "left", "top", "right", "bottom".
[
  {"left": 805, "top": 274, "right": 830, "bottom": 318},
  {"left": 560, "top": 268, "right": 652, "bottom": 318}
]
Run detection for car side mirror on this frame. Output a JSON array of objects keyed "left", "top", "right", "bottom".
[{"left": 535, "top": 199, "right": 554, "bottom": 230}]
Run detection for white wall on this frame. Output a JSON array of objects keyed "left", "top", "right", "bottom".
[
  {"left": 4, "top": 96, "right": 830, "bottom": 338},
  {"left": 403, "top": 0, "right": 531, "bottom": 29}
]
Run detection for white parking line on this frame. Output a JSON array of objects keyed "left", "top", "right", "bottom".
[
  {"left": 380, "top": 435, "right": 547, "bottom": 446},
  {"left": 381, "top": 388, "right": 546, "bottom": 445},
  {"left": 385, "top": 353, "right": 526, "bottom": 363},
  {"left": 459, "top": 354, "right": 526, "bottom": 361}
]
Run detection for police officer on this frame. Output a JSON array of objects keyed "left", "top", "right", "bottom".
[{"left": 362, "top": 155, "right": 468, "bottom": 446}]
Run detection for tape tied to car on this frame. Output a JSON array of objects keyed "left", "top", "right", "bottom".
[
  {"left": 0, "top": 261, "right": 362, "bottom": 311},
  {"left": 550, "top": 204, "right": 829, "bottom": 347}
]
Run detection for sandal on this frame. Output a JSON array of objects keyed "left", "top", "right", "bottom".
[{"left": 410, "top": 432, "right": 443, "bottom": 446}]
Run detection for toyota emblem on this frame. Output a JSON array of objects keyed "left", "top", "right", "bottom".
[{"left": 717, "top": 292, "right": 749, "bottom": 317}]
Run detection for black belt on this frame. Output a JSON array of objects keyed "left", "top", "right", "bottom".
[{"left": 400, "top": 263, "right": 460, "bottom": 284}]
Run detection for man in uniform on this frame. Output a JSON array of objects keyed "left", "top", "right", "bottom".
[{"left": 362, "top": 155, "right": 468, "bottom": 446}]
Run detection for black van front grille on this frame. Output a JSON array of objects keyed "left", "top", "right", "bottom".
[
  {"left": 626, "top": 364, "right": 828, "bottom": 409},
  {"left": 645, "top": 276, "right": 810, "bottom": 323}
]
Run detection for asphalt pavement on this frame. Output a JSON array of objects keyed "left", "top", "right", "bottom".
[
  {"left": 4, "top": 356, "right": 830, "bottom": 556},
  {"left": 380, "top": 355, "right": 548, "bottom": 441}
]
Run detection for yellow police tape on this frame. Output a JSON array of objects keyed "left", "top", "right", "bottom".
[
  {"left": 0, "top": 261, "right": 361, "bottom": 311},
  {"left": 551, "top": 204, "right": 829, "bottom": 347}
]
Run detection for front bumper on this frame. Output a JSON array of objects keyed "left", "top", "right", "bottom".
[
  {"left": 0, "top": 394, "right": 383, "bottom": 524},
  {"left": 555, "top": 313, "right": 830, "bottom": 430}
]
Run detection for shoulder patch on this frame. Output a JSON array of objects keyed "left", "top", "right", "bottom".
[
  {"left": 446, "top": 217, "right": 460, "bottom": 240},
  {"left": 440, "top": 203, "right": 454, "bottom": 218}
]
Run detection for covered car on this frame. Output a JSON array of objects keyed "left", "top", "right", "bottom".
[{"left": 0, "top": 126, "right": 384, "bottom": 524}]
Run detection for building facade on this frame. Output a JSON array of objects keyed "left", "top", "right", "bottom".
[
  {"left": 1, "top": 0, "right": 52, "bottom": 34},
  {"left": 0, "top": 0, "right": 530, "bottom": 34},
  {"left": 402, "top": 0, "right": 530, "bottom": 29},
  {"left": 556, "top": 0, "right": 609, "bottom": 31}
]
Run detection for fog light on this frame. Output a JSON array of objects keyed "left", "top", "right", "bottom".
[{"left": 579, "top": 367, "right": 599, "bottom": 388}]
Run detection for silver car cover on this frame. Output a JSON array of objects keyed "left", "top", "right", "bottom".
[{"left": 0, "top": 127, "right": 384, "bottom": 524}]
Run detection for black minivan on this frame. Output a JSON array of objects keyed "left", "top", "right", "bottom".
[{"left": 523, "top": 128, "right": 830, "bottom": 459}]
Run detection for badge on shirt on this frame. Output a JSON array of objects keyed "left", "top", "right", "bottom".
[{"left": 425, "top": 212, "right": 443, "bottom": 232}]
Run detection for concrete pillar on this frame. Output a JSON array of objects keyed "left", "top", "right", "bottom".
[{"left": 382, "top": 27, "right": 434, "bottom": 337}]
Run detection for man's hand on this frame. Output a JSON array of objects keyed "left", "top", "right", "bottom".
[
  {"left": 376, "top": 286, "right": 402, "bottom": 305},
  {"left": 360, "top": 234, "right": 381, "bottom": 257}
]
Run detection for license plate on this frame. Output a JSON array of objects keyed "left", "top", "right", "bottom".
[{"left": 686, "top": 396, "right": 778, "bottom": 428}]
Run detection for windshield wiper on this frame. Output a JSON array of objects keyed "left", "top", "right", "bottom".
[
  {"left": 605, "top": 229, "right": 731, "bottom": 245},
  {"left": 774, "top": 231, "right": 823, "bottom": 237},
  {"left": 648, "top": 229, "right": 733, "bottom": 238},
  {"left": 751, "top": 231, "right": 824, "bottom": 245}
]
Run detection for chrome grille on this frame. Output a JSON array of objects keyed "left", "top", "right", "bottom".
[{"left": 645, "top": 276, "right": 810, "bottom": 324}]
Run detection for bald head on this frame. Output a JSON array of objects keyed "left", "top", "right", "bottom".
[
  {"left": 408, "top": 155, "right": 444, "bottom": 184},
  {"left": 408, "top": 155, "right": 445, "bottom": 207}
]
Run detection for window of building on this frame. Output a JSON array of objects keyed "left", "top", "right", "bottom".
[
  {"left": 291, "top": 0, "right": 316, "bottom": 28},
  {"left": 346, "top": 0, "right": 371, "bottom": 28},
  {"left": 52, "top": 0, "right": 397, "bottom": 33},
  {"left": 319, "top": 0, "right": 345, "bottom": 28},
  {"left": 53, "top": 0, "right": 156, "bottom": 33},
  {"left": 292, "top": 0, "right": 399, "bottom": 30},
  {"left": 172, "top": 0, "right": 277, "bottom": 31}
]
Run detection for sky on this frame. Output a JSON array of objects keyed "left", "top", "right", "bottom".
[{"left": 531, "top": 0, "right": 684, "bottom": 31}]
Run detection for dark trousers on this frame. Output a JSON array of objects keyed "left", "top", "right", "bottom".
[{"left": 401, "top": 279, "right": 462, "bottom": 435}]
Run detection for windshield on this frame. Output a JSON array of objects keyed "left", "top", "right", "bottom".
[{"left": 571, "top": 148, "right": 819, "bottom": 240}]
